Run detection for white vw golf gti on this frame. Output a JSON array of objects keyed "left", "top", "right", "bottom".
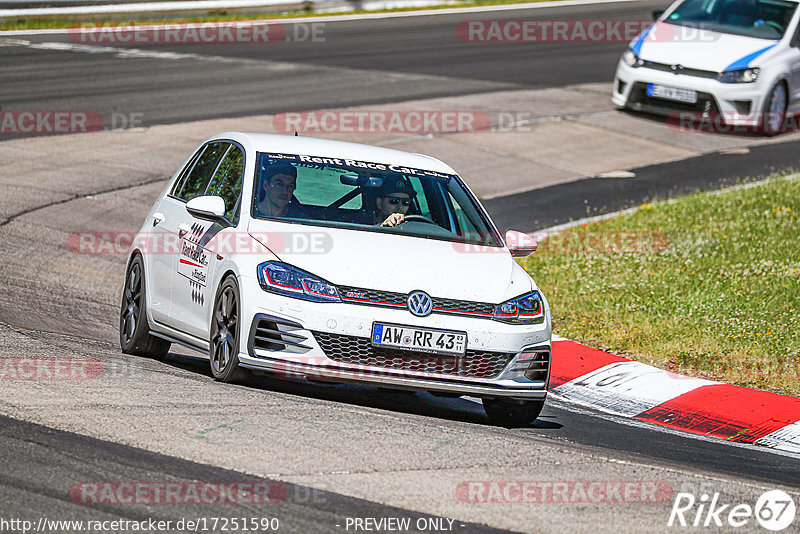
[
  {"left": 613, "top": 0, "right": 800, "bottom": 134},
  {"left": 120, "top": 133, "right": 551, "bottom": 426}
]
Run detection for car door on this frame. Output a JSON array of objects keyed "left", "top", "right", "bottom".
[
  {"left": 790, "top": 23, "right": 800, "bottom": 108},
  {"left": 145, "top": 146, "right": 204, "bottom": 324},
  {"left": 169, "top": 142, "right": 244, "bottom": 340}
]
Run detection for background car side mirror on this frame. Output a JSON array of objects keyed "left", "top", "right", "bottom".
[
  {"left": 186, "top": 195, "right": 229, "bottom": 225},
  {"left": 505, "top": 230, "right": 538, "bottom": 257},
  {"left": 652, "top": 9, "right": 665, "bottom": 20}
]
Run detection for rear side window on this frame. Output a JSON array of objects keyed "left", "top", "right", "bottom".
[
  {"left": 174, "top": 142, "right": 230, "bottom": 201},
  {"left": 171, "top": 147, "right": 204, "bottom": 197},
  {"left": 205, "top": 144, "right": 244, "bottom": 224}
]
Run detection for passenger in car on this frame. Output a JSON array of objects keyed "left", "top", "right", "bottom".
[
  {"left": 372, "top": 179, "right": 415, "bottom": 227},
  {"left": 255, "top": 164, "right": 308, "bottom": 219}
]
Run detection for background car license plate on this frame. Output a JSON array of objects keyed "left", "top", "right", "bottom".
[
  {"left": 372, "top": 323, "right": 467, "bottom": 356},
  {"left": 646, "top": 83, "right": 697, "bottom": 103}
]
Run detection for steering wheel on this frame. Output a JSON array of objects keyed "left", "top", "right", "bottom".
[
  {"left": 764, "top": 20, "right": 784, "bottom": 33},
  {"left": 399, "top": 214, "right": 437, "bottom": 225}
]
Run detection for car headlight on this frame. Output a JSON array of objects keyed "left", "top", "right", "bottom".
[
  {"left": 622, "top": 48, "right": 642, "bottom": 68},
  {"left": 492, "top": 291, "right": 544, "bottom": 324},
  {"left": 717, "top": 67, "right": 759, "bottom": 83},
  {"left": 257, "top": 261, "right": 341, "bottom": 302}
]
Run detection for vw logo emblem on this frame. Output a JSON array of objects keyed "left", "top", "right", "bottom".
[{"left": 407, "top": 290, "right": 433, "bottom": 317}]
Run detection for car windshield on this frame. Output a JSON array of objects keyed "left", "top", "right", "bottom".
[
  {"left": 664, "top": 0, "right": 798, "bottom": 39},
  {"left": 252, "top": 152, "right": 503, "bottom": 247}
]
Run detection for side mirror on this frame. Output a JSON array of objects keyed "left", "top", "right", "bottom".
[
  {"left": 186, "top": 196, "right": 228, "bottom": 225},
  {"left": 505, "top": 230, "right": 538, "bottom": 257},
  {"left": 652, "top": 9, "right": 665, "bottom": 20}
]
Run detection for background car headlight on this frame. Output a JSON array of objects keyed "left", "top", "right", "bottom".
[
  {"left": 257, "top": 261, "right": 341, "bottom": 302},
  {"left": 492, "top": 291, "right": 544, "bottom": 324},
  {"left": 717, "top": 67, "right": 759, "bottom": 83},
  {"left": 622, "top": 48, "right": 642, "bottom": 68}
]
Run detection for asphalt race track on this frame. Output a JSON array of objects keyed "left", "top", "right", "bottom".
[
  {"left": 1, "top": 0, "right": 800, "bottom": 532},
  {"left": 0, "top": 1, "right": 664, "bottom": 131}
]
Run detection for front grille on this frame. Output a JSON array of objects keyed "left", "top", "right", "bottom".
[
  {"left": 627, "top": 82, "right": 719, "bottom": 114},
  {"left": 337, "top": 285, "right": 496, "bottom": 318},
  {"left": 338, "top": 286, "right": 405, "bottom": 307},
  {"left": 312, "top": 331, "right": 514, "bottom": 380},
  {"left": 641, "top": 60, "right": 718, "bottom": 79},
  {"left": 433, "top": 297, "right": 495, "bottom": 316}
]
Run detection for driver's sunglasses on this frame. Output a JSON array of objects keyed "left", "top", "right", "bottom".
[{"left": 386, "top": 196, "right": 411, "bottom": 207}]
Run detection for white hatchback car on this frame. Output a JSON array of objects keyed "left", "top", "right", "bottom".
[
  {"left": 120, "top": 133, "right": 551, "bottom": 426},
  {"left": 613, "top": 0, "right": 800, "bottom": 134}
]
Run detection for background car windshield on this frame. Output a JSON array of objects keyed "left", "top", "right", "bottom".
[
  {"left": 253, "top": 152, "right": 502, "bottom": 247},
  {"left": 665, "top": 0, "right": 797, "bottom": 39}
]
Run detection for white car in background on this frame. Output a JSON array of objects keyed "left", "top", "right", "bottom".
[
  {"left": 119, "top": 133, "right": 551, "bottom": 426},
  {"left": 613, "top": 0, "right": 800, "bottom": 134}
]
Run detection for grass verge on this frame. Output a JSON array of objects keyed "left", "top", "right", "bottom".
[
  {"left": 0, "top": 0, "right": 558, "bottom": 31},
  {"left": 521, "top": 173, "right": 800, "bottom": 396}
]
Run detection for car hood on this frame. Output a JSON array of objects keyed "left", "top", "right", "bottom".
[
  {"left": 634, "top": 22, "right": 780, "bottom": 72},
  {"left": 248, "top": 219, "right": 529, "bottom": 303}
]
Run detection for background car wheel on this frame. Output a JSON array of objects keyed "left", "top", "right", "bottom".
[
  {"left": 120, "top": 255, "right": 170, "bottom": 358},
  {"left": 482, "top": 398, "right": 544, "bottom": 427},
  {"left": 210, "top": 276, "right": 247, "bottom": 383},
  {"left": 761, "top": 82, "right": 787, "bottom": 136}
]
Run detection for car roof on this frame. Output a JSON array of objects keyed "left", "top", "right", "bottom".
[{"left": 213, "top": 132, "right": 458, "bottom": 175}]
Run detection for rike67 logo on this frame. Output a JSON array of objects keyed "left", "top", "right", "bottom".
[{"left": 668, "top": 490, "right": 796, "bottom": 531}]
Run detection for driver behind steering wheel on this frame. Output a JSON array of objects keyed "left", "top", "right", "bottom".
[{"left": 373, "top": 178, "right": 416, "bottom": 227}]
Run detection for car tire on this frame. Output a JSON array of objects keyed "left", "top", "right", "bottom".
[
  {"left": 761, "top": 82, "right": 787, "bottom": 136},
  {"left": 482, "top": 398, "right": 544, "bottom": 427},
  {"left": 120, "top": 255, "right": 171, "bottom": 358},
  {"left": 210, "top": 275, "right": 247, "bottom": 383}
]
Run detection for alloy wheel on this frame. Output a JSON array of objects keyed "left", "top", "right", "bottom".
[
  {"left": 211, "top": 286, "right": 238, "bottom": 374},
  {"left": 121, "top": 262, "right": 142, "bottom": 346}
]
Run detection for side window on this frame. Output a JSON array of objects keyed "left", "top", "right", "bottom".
[
  {"left": 175, "top": 142, "right": 230, "bottom": 202},
  {"left": 205, "top": 144, "right": 244, "bottom": 224},
  {"left": 171, "top": 146, "right": 204, "bottom": 197}
]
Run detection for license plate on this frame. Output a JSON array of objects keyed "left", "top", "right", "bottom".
[
  {"left": 646, "top": 83, "right": 697, "bottom": 104},
  {"left": 371, "top": 323, "right": 467, "bottom": 356}
]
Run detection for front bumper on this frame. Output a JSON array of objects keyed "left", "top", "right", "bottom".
[
  {"left": 237, "top": 275, "right": 551, "bottom": 400},
  {"left": 613, "top": 60, "right": 766, "bottom": 126}
]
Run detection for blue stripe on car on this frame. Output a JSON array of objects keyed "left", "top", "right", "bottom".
[
  {"left": 630, "top": 25, "right": 654, "bottom": 55},
  {"left": 723, "top": 42, "right": 778, "bottom": 71}
]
